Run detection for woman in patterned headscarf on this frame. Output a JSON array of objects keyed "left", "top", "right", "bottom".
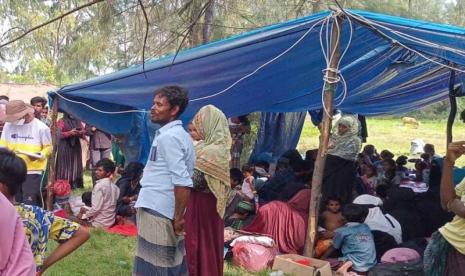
[
  {"left": 322, "top": 115, "right": 362, "bottom": 205},
  {"left": 185, "top": 105, "right": 232, "bottom": 276}
]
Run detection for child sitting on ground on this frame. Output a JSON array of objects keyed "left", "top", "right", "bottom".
[
  {"left": 0, "top": 148, "right": 89, "bottom": 275},
  {"left": 225, "top": 201, "right": 255, "bottom": 230},
  {"left": 315, "top": 197, "right": 345, "bottom": 257},
  {"left": 77, "top": 158, "right": 120, "bottom": 228},
  {"left": 361, "top": 164, "right": 378, "bottom": 195},
  {"left": 240, "top": 165, "right": 256, "bottom": 201},
  {"left": 322, "top": 203, "right": 377, "bottom": 274}
]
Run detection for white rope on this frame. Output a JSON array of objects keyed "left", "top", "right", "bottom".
[
  {"left": 344, "top": 10, "right": 465, "bottom": 74},
  {"left": 52, "top": 17, "right": 328, "bottom": 113},
  {"left": 189, "top": 17, "right": 328, "bottom": 102},
  {"left": 319, "top": 12, "right": 353, "bottom": 118},
  {"left": 345, "top": 10, "right": 465, "bottom": 57},
  {"left": 52, "top": 90, "right": 149, "bottom": 114}
]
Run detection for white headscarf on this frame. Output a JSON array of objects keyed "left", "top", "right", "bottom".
[
  {"left": 327, "top": 115, "right": 362, "bottom": 160},
  {"left": 353, "top": 195, "right": 403, "bottom": 244}
]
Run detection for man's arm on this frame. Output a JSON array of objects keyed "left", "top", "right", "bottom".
[
  {"left": 158, "top": 134, "right": 193, "bottom": 235},
  {"left": 39, "top": 220, "right": 90, "bottom": 274},
  {"left": 82, "top": 187, "right": 104, "bottom": 219},
  {"left": 441, "top": 141, "right": 465, "bottom": 218},
  {"left": 173, "top": 186, "right": 191, "bottom": 235}
]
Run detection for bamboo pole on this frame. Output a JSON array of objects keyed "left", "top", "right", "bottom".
[
  {"left": 304, "top": 12, "right": 343, "bottom": 257},
  {"left": 447, "top": 69, "right": 456, "bottom": 145},
  {"left": 46, "top": 95, "right": 59, "bottom": 210}
]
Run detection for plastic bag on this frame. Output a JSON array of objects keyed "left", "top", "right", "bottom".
[{"left": 232, "top": 242, "right": 277, "bottom": 272}]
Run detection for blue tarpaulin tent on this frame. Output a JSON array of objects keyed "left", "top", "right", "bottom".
[{"left": 50, "top": 9, "right": 465, "bottom": 163}]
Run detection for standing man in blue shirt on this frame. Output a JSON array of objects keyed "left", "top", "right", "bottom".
[{"left": 133, "top": 86, "right": 195, "bottom": 276}]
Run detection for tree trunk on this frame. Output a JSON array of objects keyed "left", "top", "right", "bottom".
[
  {"left": 312, "top": 0, "right": 321, "bottom": 14},
  {"left": 202, "top": 0, "right": 215, "bottom": 44}
]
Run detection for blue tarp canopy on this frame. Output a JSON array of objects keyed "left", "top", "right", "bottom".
[{"left": 51, "top": 9, "right": 465, "bottom": 163}]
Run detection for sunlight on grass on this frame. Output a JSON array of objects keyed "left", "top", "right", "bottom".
[{"left": 298, "top": 117, "right": 465, "bottom": 167}]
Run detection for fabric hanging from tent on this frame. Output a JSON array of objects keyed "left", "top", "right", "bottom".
[
  {"left": 50, "top": 9, "right": 465, "bottom": 164},
  {"left": 249, "top": 112, "right": 306, "bottom": 164}
]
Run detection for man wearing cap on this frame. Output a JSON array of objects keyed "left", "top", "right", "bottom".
[{"left": 0, "top": 100, "right": 51, "bottom": 207}]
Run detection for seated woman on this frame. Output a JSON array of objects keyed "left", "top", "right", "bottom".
[
  {"left": 115, "top": 162, "right": 144, "bottom": 222},
  {"left": 424, "top": 141, "right": 465, "bottom": 275},
  {"left": 224, "top": 201, "right": 255, "bottom": 230},
  {"left": 322, "top": 116, "right": 361, "bottom": 206},
  {"left": 257, "top": 156, "right": 297, "bottom": 202},
  {"left": 379, "top": 158, "right": 401, "bottom": 186},
  {"left": 384, "top": 187, "right": 425, "bottom": 242},
  {"left": 243, "top": 189, "right": 311, "bottom": 254},
  {"left": 0, "top": 149, "right": 89, "bottom": 275},
  {"left": 353, "top": 194, "right": 403, "bottom": 261}
]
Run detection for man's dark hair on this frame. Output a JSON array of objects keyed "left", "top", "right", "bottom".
[
  {"left": 324, "top": 196, "right": 341, "bottom": 206},
  {"left": 0, "top": 95, "right": 9, "bottom": 101},
  {"left": 241, "top": 164, "right": 254, "bottom": 174},
  {"left": 254, "top": 160, "right": 270, "bottom": 171},
  {"left": 0, "top": 148, "right": 27, "bottom": 196},
  {"left": 122, "top": 162, "right": 144, "bottom": 181},
  {"left": 96, "top": 158, "right": 116, "bottom": 174},
  {"left": 230, "top": 168, "right": 243, "bottom": 184},
  {"left": 342, "top": 203, "right": 368, "bottom": 223},
  {"left": 424, "top": 144, "right": 435, "bottom": 154},
  {"left": 82, "top": 191, "right": 92, "bottom": 207},
  {"left": 380, "top": 150, "right": 394, "bottom": 160},
  {"left": 30, "top": 96, "right": 47, "bottom": 106},
  {"left": 154, "top": 86, "right": 189, "bottom": 118}
]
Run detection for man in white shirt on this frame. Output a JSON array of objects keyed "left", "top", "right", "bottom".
[{"left": 133, "top": 86, "right": 195, "bottom": 276}]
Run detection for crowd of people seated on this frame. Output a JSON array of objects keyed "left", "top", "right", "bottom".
[
  {"left": 222, "top": 114, "right": 464, "bottom": 275},
  {"left": 3, "top": 92, "right": 465, "bottom": 275}
]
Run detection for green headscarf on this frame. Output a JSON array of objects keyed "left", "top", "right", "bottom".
[{"left": 192, "top": 105, "right": 232, "bottom": 218}]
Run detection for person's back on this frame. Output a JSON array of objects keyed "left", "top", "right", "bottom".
[{"left": 332, "top": 204, "right": 376, "bottom": 273}]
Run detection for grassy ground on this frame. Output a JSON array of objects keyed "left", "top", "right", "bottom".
[
  {"left": 298, "top": 117, "right": 465, "bottom": 167},
  {"left": 44, "top": 117, "right": 465, "bottom": 275}
]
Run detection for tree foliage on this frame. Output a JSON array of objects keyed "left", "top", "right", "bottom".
[{"left": 0, "top": 0, "right": 462, "bottom": 87}]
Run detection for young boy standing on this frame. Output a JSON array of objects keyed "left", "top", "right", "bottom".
[{"left": 78, "top": 158, "right": 119, "bottom": 228}]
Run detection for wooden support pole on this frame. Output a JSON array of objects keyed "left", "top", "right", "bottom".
[
  {"left": 304, "top": 12, "right": 343, "bottom": 257},
  {"left": 46, "top": 95, "right": 59, "bottom": 210},
  {"left": 447, "top": 69, "right": 456, "bottom": 145}
]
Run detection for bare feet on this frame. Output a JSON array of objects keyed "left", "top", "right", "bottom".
[{"left": 336, "top": 261, "right": 353, "bottom": 275}]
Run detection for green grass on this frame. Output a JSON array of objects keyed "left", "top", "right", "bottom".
[
  {"left": 298, "top": 117, "right": 465, "bottom": 167},
  {"left": 45, "top": 117, "right": 465, "bottom": 275}
]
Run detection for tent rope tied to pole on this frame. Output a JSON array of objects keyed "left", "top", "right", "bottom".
[{"left": 319, "top": 10, "right": 353, "bottom": 118}]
